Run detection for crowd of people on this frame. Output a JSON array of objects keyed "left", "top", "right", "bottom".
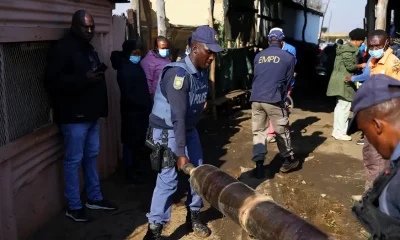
[
  {"left": 250, "top": 26, "right": 400, "bottom": 239},
  {"left": 45, "top": 9, "right": 400, "bottom": 240},
  {"left": 46, "top": 9, "right": 218, "bottom": 240},
  {"left": 325, "top": 28, "right": 400, "bottom": 238}
]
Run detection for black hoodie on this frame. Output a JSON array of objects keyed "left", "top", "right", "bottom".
[{"left": 110, "top": 50, "right": 152, "bottom": 145}]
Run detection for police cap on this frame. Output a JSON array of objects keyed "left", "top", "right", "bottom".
[{"left": 191, "top": 26, "right": 223, "bottom": 53}]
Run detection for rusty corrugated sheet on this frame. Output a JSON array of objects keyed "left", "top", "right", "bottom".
[{"left": 0, "top": 0, "right": 113, "bottom": 33}]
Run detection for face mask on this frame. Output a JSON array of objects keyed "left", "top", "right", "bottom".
[
  {"left": 185, "top": 48, "right": 191, "bottom": 55},
  {"left": 158, "top": 49, "right": 170, "bottom": 58},
  {"left": 369, "top": 49, "right": 385, "bottom": 59},
  {"left": 130, "top": 56, "right": 141, "bottom": 64},
  {"left": 369, "top": 40, "right": 388, "bottom": 59}
]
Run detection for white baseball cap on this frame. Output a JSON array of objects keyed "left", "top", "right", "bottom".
[{"left": 269, "top": 27, "right": 284, "bottom": 34}]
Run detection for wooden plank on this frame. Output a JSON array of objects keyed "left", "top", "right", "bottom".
[
  {"left": 209, "top": 89, "right": 248, "bottom": 106},
  {"left": 0, "top": 27, "right": 68, "bottom": 43},
  {"left": 209, "top": 0, "right": 217, "bottom": 120},
  {"left": 156, "top": 0, "right": 167, "bottom": 36},
  {"left": 376, "top": 0, "right": 389, "bottom": 29}
]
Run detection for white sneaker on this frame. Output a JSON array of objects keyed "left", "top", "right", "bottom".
[
  {"left": 334, "top": 134, "right": 352, "bottom": 141},
  {"left": 267, "top": 136, "right": 276, "bottom": 143},
  {"left": 351, "top": 195, "right": 362, "bottom": 202},
  {"left": 331, "top": 131, "right": 339, "bottom": 138}
]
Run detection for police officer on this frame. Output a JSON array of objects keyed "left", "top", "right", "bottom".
[
  {"left": 144, "top": 26, "right": 223, "bottom": 239},
  {"left": 347, "top": 74, "right": 400, "bottom": 239},
  {"left": 267, "top": 28, "right": 297, "bottom": 143},
  {"left": 250, "top": 30, "right": 298, "bottom": 179}
]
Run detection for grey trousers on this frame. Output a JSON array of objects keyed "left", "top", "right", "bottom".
[
  {"left": 363, "top": 136, "right": 389, "bottom": 190},
  {"left": 252, "top": 102, "right": 294, "bottom": 162}
]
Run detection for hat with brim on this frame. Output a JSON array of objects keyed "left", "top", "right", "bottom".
[
  {"left": 205, "top": 43, "right": 223, "bottom": 53},
  {"left": 192, "top": 26, "right": 223, "bottom": 53}
]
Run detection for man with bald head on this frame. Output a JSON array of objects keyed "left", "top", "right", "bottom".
[{"left": 46, "top": 10, "right": 116, "bottom": 222}]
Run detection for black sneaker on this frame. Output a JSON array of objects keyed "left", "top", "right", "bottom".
[
  {"left": 254, "top": 161, "right": 264, "bottom": 179},
  {"left": 65, "top": 208, "right": 89, "bottom": 222},
  {"left": 143, "top": 223, "right": 163, "bottom": 240},
  {"left": 85, "top": 199, "right": 117, "bottom": 211},
  {"left": 280, "top": 157, "right": 299, "bottom": 173},
  {"left": 356, "top": 138, "right": 364, "bottom": 145},
  {"left": 186, "top": 209, "right": 211, "bottom": 238}
]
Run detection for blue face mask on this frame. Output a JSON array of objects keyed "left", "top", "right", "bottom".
[
  {"left": 130, "top": 56, "right": 141, "bottom": 64},
  {"left": 369, "top": 49, "right": 385, "bottom": 59},
  {"left": 368, "top": 40, "right": 388, "bottom": 59},
  {"left": 158, "top": 49, "right": 170, "bottom": 58}
]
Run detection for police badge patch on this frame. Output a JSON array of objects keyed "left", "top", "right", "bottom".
[{"left": 173, "top": 75, "right": 184, "bottom": 90}]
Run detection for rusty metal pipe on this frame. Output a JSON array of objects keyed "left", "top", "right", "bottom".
[{"left": 182, "top": 164, "right": 332, "bottom": 240}]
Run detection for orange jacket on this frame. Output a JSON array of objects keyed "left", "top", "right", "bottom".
[{"left": 369, "top": 48, "right": 400, "bottom": 80}]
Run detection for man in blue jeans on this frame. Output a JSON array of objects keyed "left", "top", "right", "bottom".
[
  {"left": 144, "top": 26, "right": 223, "bottom": 239},
  {"left": 46, "top": 10, "right": 116, "bottom": 222}
]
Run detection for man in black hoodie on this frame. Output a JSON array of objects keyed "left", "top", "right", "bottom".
[
  {"left": 110, "top": 40, "right": 152, "bottom": 184},
  {"left": 46, "top": 10, "right": 116, "bottom": 222}
]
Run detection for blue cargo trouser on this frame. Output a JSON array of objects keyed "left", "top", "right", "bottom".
[
  {"left": 147, "top": 128, "right": 203, "bottom": 225},
  {"left": 60, "top": 121, "right": 103, "bottom": 210}
]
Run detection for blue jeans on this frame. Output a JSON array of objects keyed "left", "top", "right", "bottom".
[
  {"left": 147, "top": 129, "right": 203, "bottom": 225},
  {"left": 61, "top": 121, "right": 103, "bottom": 210}
]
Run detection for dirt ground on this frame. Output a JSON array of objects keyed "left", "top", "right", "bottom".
[{"left": 30, "top": 97, "right": 370, "bottom": 240}]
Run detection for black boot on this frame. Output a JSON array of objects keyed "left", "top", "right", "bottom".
[
  {"left": 143, "top": 223, "right": 163, "bottom": 240},
  {"left": 186, "top": 209, "right": 211, "bottom": 238},
  {"left": 280, "top": 156, "right": 299, "bottom": 173},
  {"left": 254, "top": 160, "right": 264, "bottom": 179}
]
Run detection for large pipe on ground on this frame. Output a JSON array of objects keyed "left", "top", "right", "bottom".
[{"left": 182, "top": 164, "right": 332, "bottom": 240}]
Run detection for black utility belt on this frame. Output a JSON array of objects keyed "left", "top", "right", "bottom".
[{"left": 145, "top": 128, "right": 177, "bottom": 172}]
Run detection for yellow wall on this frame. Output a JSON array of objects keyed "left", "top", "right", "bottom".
[{"left": 147, "top": 0, "right": 224, "bottom": 27}]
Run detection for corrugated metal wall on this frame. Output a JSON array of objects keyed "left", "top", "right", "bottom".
[
  {"left": 0, "top": 0, "right": 113, "bottom": 33},
  {"left": 0, "top": 1, "right": 125, "bottom": 239}
]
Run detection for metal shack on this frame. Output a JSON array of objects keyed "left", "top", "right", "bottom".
[{"left": 0, "top": 1, "right": 127, "bottom": 239}]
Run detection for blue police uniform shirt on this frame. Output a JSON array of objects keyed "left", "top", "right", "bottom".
[
  {"left": 282, "top": 42, "right": 297, "bottom": 86},
  {"left": 250, "top": 43, "right": 295, "bottom": 104},
  {"left": 282, "top": 42, "right": 297, "bottom": 64},
  {"left": 379, "top": 142, "right": 400, "bottom": 219},
  {"left": 149, "top": 56, "right": 208, "bottom": 157}
]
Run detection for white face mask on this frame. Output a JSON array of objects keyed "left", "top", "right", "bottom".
[{"left": 185, "top": 48, "right": 191, "bottom": 55}]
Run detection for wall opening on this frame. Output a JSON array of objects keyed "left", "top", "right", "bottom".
[{"left": 0, "top": 41, "right": 53, "bottom": 147}]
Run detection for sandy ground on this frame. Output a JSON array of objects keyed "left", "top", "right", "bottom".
[{"left": 30, "top": 98, "right": 370, "bottom": 240}]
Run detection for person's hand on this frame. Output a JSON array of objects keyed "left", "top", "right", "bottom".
[
  {"left": 177, "top": 156, "right": 190, "bottom": 170},
  {"left": 344, "top": 76, "right": 352, "bottom": 82},
  {"left": 86, "top": 70, "right": 104, "bottom": 82},
  {"left": 357, "top": 63, "right": 367, "bottom": 69}
]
